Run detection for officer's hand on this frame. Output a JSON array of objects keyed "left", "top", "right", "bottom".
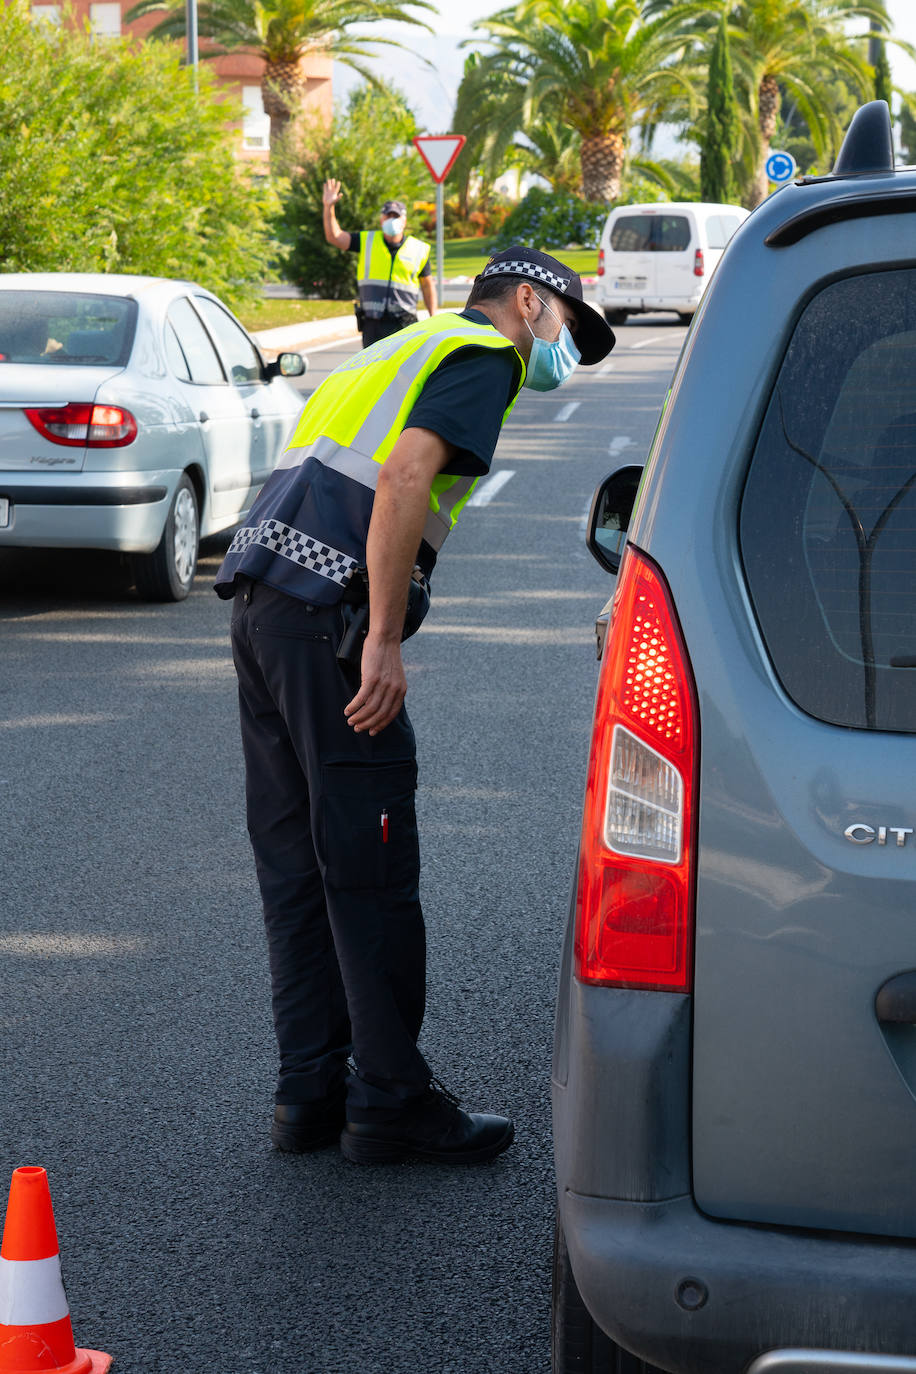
[
  {"left": 323, "top": 178, "right": 342, "bottom": 206},
  {"left": 344, "top": 636, "right": 406, "bottom": 736}
]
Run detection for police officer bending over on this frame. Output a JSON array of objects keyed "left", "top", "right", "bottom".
[
  {"left": 215, "top": 246, "right": 615, "bottom": 1165},
  {"left": 323, "top": 178, "right": 437, "bottom": 348}
]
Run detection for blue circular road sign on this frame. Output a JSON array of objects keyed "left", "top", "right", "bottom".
[{"left": 766, "top": 151, "right": 797, "bottom": 184}]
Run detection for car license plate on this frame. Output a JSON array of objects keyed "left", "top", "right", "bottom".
[
  {"left": 0, "top": 498, "right": 8, "bottom": 528},
  {"left": 615, "top": 277, "right": 647, "bottom": 289}
]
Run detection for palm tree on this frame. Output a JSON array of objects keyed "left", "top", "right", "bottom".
[
  {"left": 125, "top": 0, "right": 436, "bottom": 161},
  {"left": 472, "top": 0, "right": 700, "bottom": 203},
  {"left": 656, "top": 0, "right": 903, "bottom": 206}
]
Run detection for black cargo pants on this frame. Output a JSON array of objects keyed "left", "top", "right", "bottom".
[{"left": 230, "top": 577, "right": 431, "bottom": 1121}]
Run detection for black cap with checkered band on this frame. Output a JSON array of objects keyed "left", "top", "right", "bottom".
[{"left": 479, "top": 245, "right": 615, "bottom": 365}]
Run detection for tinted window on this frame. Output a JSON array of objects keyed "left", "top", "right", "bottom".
[
  {"left": 610, "top": 216, "right": 652, "bottom": 252},
  {"left": 740, "top": 269, "right": 916, "bottom": 732},
  {"left": 654, "top": 216, "right": 691, "bottom": 252},
  {"left": 0, "top": 291, "right": 135, "bottom": 366},
  {"left": 167, "top": 297, "right": 225, "bottom": 385},
  {"left": 194, "top": 297, "right": 262, "bottom": 385},
  {"left": 609, "top": 215, "right": 691, "bottom": 253}
]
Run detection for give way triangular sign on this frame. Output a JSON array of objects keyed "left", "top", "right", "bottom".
[{"left": 413, "top": 135, "right": 466, "bottom": 184}]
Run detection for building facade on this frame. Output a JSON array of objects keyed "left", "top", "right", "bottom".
[{"left": 29, "top": 0, "right": 332, "bottom": 161}]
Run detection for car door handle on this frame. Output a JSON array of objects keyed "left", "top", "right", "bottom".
[
  {"left": 875, "top": 972, "right": 916, "bottom": 1023},
  {"left": 199, "top": 411, "right": 209, "bottom": 424}
]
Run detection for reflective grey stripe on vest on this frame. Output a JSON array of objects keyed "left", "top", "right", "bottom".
[
  {"left": 277, "top": 434, "right": 379, "bottom": 488},
  {"left": 424, "top": 474, "right": 478, "bottom": 550},
  {"left": 359, "top": 280, "right": 419, "bottom": 315}
]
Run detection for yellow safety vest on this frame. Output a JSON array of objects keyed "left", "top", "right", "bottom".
[
  {"left": 217, "top": 313, "right": 525, "bottom": 605},
  {"left": 357, "top": 231, "right": 431, "bottom": 318}
]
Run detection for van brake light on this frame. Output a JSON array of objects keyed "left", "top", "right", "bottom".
[
  {"left": 575, "top": 547, "right": 698, "bottom": 992},
  {"left": 694, "top": 249, "right": 705, "bottom": 278},
  {"left": 598, "top": 248, "right": 605, "bottom": 277}
]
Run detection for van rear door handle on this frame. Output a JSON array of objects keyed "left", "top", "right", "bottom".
[
  {"left": 875, "top": 972, "right": 916, "bottom": 1023},
  {"left": 199, "top": 411, "right": 209, "bottom": 424},
  {"left": 250, "top": 407, "right": 261, "bottom": 420}
]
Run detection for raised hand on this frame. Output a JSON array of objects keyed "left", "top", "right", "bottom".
[{"left": 323, "top": 178, "right": 342, "bottom": 207}]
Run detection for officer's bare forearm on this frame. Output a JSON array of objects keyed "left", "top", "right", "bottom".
[
  {"left": 364, "top": 428, "right": 450, "bottom": 642},
  {"left": 323, "top": 205, "right": 350, "bottom": 250}
]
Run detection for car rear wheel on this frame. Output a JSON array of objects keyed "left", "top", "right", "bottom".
[
  {"left": 131, "top": 473, "right": 199, "bottom": 602},
  {"left": 552, "top": 1216, "right": 664, "bottom": 1374},
  {"left": 603, "top": 308, "right": 628, "bottom": 325}
]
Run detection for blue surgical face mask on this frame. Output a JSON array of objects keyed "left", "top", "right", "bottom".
[
  {"left": 523, "top": 294, "right": 581, "bottom": 391},
  {"left": 381, "top": 215, "right": 406, "bottom": 239}
]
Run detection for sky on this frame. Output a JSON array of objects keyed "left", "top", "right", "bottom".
[{"left": 333, "top": 0, "right": 916, "bottom": 144}]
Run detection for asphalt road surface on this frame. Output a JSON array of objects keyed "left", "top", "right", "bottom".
[{"left": 0, "top": 316, "right": 686, "bottom": 1374}]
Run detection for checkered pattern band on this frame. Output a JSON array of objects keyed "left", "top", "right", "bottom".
[
  {"left": 228, "top": 520, "right": 356, "bottom": 585},
  {"left": 481, "top": 260, "right": 570, "bottom": 292}
]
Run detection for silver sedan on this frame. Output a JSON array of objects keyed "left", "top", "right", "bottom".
[{"left": 0, "top": 273, "right": 306, "bottom": 600}]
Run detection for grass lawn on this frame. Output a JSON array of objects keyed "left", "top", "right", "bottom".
[
  {"left": 240, "top": 299, "right": 351, "bottom": 333},
  {"left": 437, "top": 237, "right": 600, "bottom": 280}
]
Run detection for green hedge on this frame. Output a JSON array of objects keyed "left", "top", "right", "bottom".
[{"left": 489, "top": 187, "right": 608, "bottom": 253}]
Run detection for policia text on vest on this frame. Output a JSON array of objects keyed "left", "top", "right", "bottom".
[
  {"left": 322, "top": 180, "right": 437, "bottom": 349},
  {"left": 215, "top": 247, "right": 615, "bottom": 1165}
]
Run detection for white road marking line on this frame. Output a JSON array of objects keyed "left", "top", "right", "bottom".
[
  {"left": 630, "top": 336, "right": 663, "bottom": 350},
  {"left": 598, "top": 361, "right": 615, "bottom": 375},
  {"left": 609, "top": 435, "right": 633, "bottom": 456},
  {"left": 554, "top": 401, "right": 581, "bottom": 422},
  {"left": 467, "top": 470, "right": 515, "bottom": 506}
]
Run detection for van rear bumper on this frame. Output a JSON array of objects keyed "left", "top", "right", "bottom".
[{"left": 562, "top": 1189, "right": 916, "bottom": 1374}]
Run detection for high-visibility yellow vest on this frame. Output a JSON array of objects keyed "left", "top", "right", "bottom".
[
  {"left": 357, "top": 231, "right": 431, "bottom": 317},
  {"left": 216, "top": 313, "right": 525, "bottom": 605}
]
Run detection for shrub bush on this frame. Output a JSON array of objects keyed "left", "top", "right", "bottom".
[{"left": 489, "top": 187, "right": 608, "bottom": 252}]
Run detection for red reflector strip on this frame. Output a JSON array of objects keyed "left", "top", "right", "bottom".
[{"left": 575, "top": 548, "right": 698, "bottom": 992}]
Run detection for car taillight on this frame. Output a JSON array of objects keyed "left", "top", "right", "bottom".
[
  {"left": 598, "top": 248, "right": 605, "bottom": 277},
  {"left": 575, "top": 547, "right": 698, "bottom": 992},
  {"left": 693, "top": 249, "right": 705, "bottom": 278},
  {"left": 23, "top": 403, "right": 137, "bottom": 448}
]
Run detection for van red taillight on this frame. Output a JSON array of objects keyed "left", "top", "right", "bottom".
[
  {"left": 575, "top": 547, "right": 698, "bottom": 991},
  {"left": 598, "top": 248, "right": 605, "bottom": 277},
  {"left": 24, "top": 403, "right": 137, "bottom": 448},
  {"left": 693, "top": 249, "right": 705, "bottom": 278}
]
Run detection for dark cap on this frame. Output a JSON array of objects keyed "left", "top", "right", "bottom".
[
  {"left": 380, "top": 200, "right": 407, "bottom": 217},
  {"left": 479, "top": 244, "right": 615, "bottom": 365}
]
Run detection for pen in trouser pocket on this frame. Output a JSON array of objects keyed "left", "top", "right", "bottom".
[{"left": 380, "top": 808, "right": 389, "bottom": 844}]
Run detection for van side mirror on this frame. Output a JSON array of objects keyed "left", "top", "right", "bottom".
[{"left": 586, "top": 464, "right": 644, "bottom": 575}]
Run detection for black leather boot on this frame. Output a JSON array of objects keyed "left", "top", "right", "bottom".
[{"left": 340, "top": 1083, "right": 514, "bottom": 1165}]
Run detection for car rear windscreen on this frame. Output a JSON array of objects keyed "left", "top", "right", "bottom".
[
  {"left": 610, "top": 215, "right": 691, "bottom": 253},
  {"left": 740, "top": 268, "right": 916, "bottom": 732},
  {"left": 0, "top": 292, "right": 136, "bottom": 366}
]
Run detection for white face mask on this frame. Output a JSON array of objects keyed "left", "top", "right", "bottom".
[{"left": 381, "top": 216, "right": 406, "bottom": 239}]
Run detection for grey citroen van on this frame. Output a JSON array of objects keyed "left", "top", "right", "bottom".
[{"left": 553, "top": 102, "right": 916, "bottom": 1374}]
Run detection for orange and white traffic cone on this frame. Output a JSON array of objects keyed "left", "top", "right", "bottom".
[{"left": 0, "top": 1166, "right": 112, "bottom": 1373}]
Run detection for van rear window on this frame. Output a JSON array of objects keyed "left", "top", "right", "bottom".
[
  {"left": 610, "top": 215, "right": 691, "bottom": 253},
  {"left": 740, "top": 268, "right": 916, "bottom": 732}
]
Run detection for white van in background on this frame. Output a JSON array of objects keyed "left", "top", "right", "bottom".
[{"left": 596, "top": 201, "right": 749, "bottom": 324}]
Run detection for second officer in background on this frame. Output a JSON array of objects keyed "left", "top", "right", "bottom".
[{"left": 323, "top": 178, "right": 437, "bottom": 347}]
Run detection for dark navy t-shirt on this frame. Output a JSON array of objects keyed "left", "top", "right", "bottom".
[{"left": 403, "top": 309, "right": 523, "bottom": 476}]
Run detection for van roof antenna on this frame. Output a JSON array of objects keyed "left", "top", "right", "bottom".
[{"left": 833, "top": 100, "right": 895, "bottom": 176}]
